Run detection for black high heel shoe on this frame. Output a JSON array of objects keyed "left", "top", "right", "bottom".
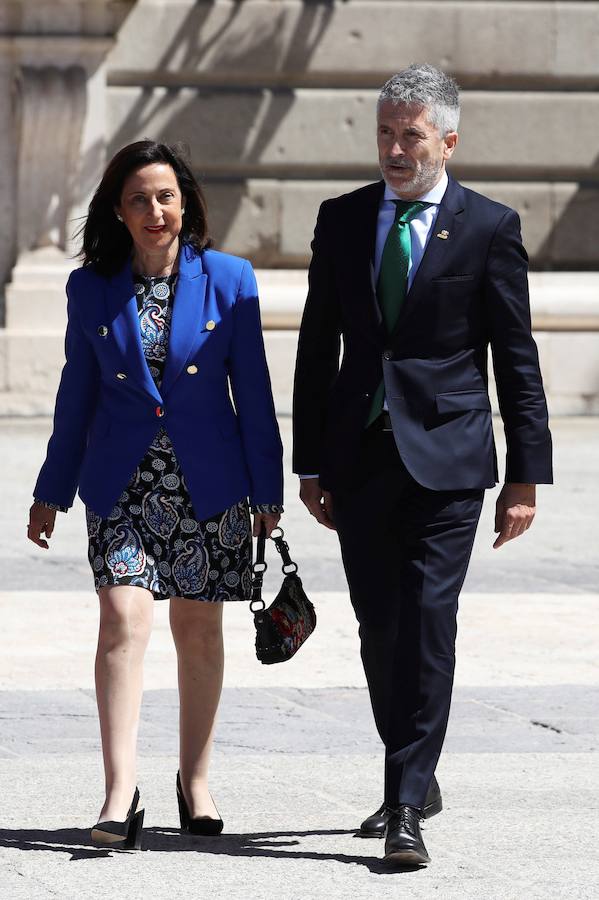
[
  {"left": 91, "top": 787, "right": 145, "bottom": 849},
  {"left": 176, "top": 772, "right": 223, "bottom": 836}
]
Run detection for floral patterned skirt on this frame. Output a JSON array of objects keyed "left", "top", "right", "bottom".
[{"left": 86, "top": 429, "right": 253, "bottom": 602}]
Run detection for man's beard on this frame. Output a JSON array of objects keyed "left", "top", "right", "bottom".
[{"left": 381, "top": 157, "right": 443, "bottom": 196}]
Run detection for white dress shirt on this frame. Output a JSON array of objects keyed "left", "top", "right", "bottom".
[
  {"left": 299, "top": 170, "right": 449, "bottom": 478},
  {"left": 376, "top": 171, "right": 448, "bottom": 414},
  {"left": 375, "top": 169, "right": 448, "bottom": 288}
]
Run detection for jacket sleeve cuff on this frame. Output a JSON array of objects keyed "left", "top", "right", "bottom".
[{"left": 250, "top": 503, "right": 284, "bottom": 514}]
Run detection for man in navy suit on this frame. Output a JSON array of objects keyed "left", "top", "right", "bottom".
[{"left": 293, "top": 64, "right": 552, "bottom": 865}]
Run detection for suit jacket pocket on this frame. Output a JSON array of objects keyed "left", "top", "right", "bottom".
[
  {"left": 432, "top": 274, "right": 474, "bottom": 283},
  {"left": 436, "top": 390, "right": 491, "bottom": 414}
]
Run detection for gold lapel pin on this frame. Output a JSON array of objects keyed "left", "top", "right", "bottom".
[{"left": 436, "top": 229, "right": 450, "bottom": 240}]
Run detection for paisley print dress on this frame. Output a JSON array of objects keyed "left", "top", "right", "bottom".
[{"left": 85, "top": 273, "right": 277, "bottom": 602}]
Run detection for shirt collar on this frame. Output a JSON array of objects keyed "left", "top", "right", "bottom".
[{"left": 383, "top": 169, "right": 449, "bottom": 206}]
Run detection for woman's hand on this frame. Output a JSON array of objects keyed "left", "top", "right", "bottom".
[
  {"left": 27, "top": 501, "right": 57, "bottom": 549},
  {"left": 252, "top": 511, "right": 281, "bottom": 538}
]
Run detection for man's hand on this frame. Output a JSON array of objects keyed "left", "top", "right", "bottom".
[
  {"left": 28, "top": 501, "right": 57, "bottom": 549},
  {"left": 493, "top": 483, "right": 536, "bottom": 549},
  {"left": 299, "top": 477, "right": 336, "bottom": 530}
]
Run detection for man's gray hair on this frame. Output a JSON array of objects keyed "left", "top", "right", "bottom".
[{"left": 378, "top": 64, "right": 460, "bottom": 135}]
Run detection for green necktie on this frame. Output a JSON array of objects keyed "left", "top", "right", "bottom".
[{"left": 366, "top": 200, "right": 429, "bottom": 426}]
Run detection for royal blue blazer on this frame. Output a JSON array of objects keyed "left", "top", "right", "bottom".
[{"left": 34, "top": 245, "right": 284, "bottom": 519}]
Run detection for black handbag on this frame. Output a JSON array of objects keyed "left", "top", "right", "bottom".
[{"left": 249, "top": 526, "right": 316, "bottom": 664}]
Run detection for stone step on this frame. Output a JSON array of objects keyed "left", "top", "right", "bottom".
[
  {"left": 108, "top": 0, "right": 599, "bottom": 86},
  {"left": 6, "top": 262, "right": 599, "bottom": 331},
  {"left": 204, "top": 179, "right": 599, "bottom": 268},
  {"left": 107, "top": 87, "right": 599, "bottom": 181},
  {"left": 4, "top": 177, "right": 598, "bottom": 275},
  {"left": 2, "top": 272, "right": 599, "bottom": 416}
]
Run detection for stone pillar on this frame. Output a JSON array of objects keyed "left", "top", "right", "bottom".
[
  {"left": 0, "top": 55, "right": 18, "bottom": 297},
  {"left": 0, "top": 2, "right": 135, "bottom": 410},
  {"left": 14, "top": 64, "right": 86, "bottom": 257}
]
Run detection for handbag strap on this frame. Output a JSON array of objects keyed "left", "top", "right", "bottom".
[
  {"left": 250, "top": 525, "right": 299, "bottom": 613},
  {"left": 270, "top": 527, "right": 298, "bottom": 575},
  {"left": 250, "top": 524, "right": 268, "bottom": 612}
]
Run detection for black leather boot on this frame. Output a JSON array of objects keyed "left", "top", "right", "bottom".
[{"left": 357, "top": 774, "right": 442, "bottom": 837}]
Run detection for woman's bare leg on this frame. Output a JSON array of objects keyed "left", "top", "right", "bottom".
[
  {"left": 170, "top": 598, "right": 224, "bottom": 818},
  {"left": 95, "top": 585, "right": 154, "bottom": 821}
]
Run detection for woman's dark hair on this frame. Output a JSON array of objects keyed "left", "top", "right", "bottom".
[{"left": 79, "top": 140, "right": 212, "bottom": 275}]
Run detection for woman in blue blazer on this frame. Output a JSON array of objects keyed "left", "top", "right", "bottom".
[{"left": 28, "top": 141, "right": 283, "bottom": 848}]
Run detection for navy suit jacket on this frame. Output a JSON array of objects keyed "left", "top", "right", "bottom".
[
  {"left": 293, "top": 176, "right": 553, "bottom": 491},
  {"left": 34, "top": 245, "right": 283, "bottom": 519}
]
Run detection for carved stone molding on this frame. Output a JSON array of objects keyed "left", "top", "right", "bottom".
[
  {"left": 0, "top": 35, "right": 114, "bottom": 68},
  {"left": 0, "top": 1, "right": 134, "bottom": 37}
]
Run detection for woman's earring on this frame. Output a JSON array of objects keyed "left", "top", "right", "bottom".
[
  {"left": 181, "top": 208, "right": 186, "bottom": 215},
  {"left": 116, "top": 213, "right": 123, "bottom": 222}
]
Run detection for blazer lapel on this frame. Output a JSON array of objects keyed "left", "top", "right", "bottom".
[
  {"left": 106, "top": 262, "right": 162, "bottom": 405},
  {"left": 351, "top": 181, "right": 386, "bottom": 340},
  {"left": 390, "top": 175, "right": 466, "bottom": 338},
  {"left": 160, "top": 247, "right": 208, "bottom": 397}
]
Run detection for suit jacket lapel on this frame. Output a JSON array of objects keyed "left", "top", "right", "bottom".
[
  {"left": 106, "top": 262, "right": 162, "bottom": 405},
  {"left": 390, "top": 175, "right": 466, "bottom": 339},
  {"left": 160, "top": 247, "right": 208, "bottom": 397},
  {"left": 352, "top": 180, "right": 386, "bottom": 340}
]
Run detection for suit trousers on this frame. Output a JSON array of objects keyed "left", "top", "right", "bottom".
[{"left": 331, "top": 424, "right": 484, "bottom": 810}]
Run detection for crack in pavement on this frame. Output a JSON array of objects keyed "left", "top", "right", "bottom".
[{"left": 530, "top": 719, "right": 563, "bottom": 734}]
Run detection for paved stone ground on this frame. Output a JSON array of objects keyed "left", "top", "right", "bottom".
[{"left": 0, "top": 416, "right": 598, "bottom": 899}]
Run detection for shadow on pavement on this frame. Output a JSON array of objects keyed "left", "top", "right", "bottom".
[{"left": 0, "top": 826, "right": 423, "bottom": 873}]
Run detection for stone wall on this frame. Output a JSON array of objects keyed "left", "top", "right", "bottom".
[
  {"left": 1, "top": 0, "right": 598, "bottom": 416},
  {"left": 108, "top": 0, "right": 599, "bottom": 269}
]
